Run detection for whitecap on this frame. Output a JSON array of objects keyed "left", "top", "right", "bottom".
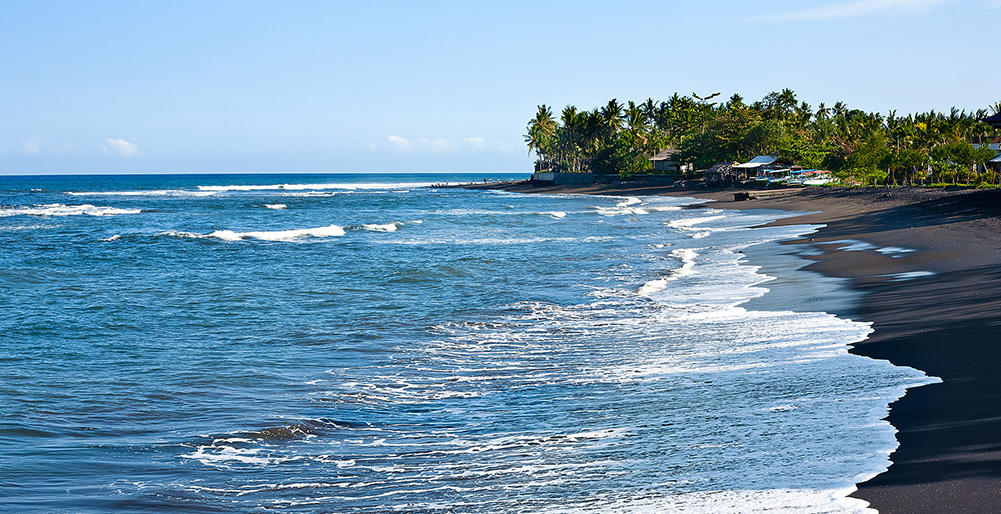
[
  {"left": 265, "top": 204, "right": 288, "bottom": 210},
  {"left": 196, "top": 182, "right": 434, "bottom": 193},
  {"left": 0, "top": 204, "right": 141, "bottom": 217},
  {"left": 360, "top": 222, "right": 401, "bottom": 232},
  {"left": 67, "top": 189, "right": 217, "bottom": 197},
  {"left": 160, "top": 224, "right": 345, "bottom": 242}
]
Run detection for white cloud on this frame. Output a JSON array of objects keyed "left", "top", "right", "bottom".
[
  {"left": 99, "top": 138, "right": 139, "bottom": 157},
  {"left": 489, "top": 139, "right": 515, "bottom": 153},
  {"left": 463, "top": 137, "right": 486, "bottom": 151},
  {"left": 24, "top": 141, "right": 39, "bottom": 155},
  {"left": 372, "top": 135, "right": 513, "bottom": 154},
  {"left": 386, "top": 135, "right": 412, "bottom": 153},
  {"left": 417, "top": 137, "right": 455, "bottom": 153},
  {"left": 748, "top": 0, "right": 954, "bottom": 22}
]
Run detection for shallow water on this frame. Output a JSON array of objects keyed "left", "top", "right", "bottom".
[{"left": 0, "top": 173, "right": 935, "bottom": 513}]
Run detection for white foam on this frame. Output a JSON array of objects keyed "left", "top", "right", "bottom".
[
  {"left": 197, "top": 182, "right": 434, "bottom": 193},
  {"left": 823, "top": 240, "right": 877, "bottom": 252},
  {"left": 180, "top": 446, "right": 282, "bottom": 466},
  {"left": 161, "top": 224, "right": 345, "bottom": 242},
  {"left": 360, "top": 222, "right": 401, "bottom": 232},
  {"left": 67, "top": 189, "right": 217, "bottom": 197},
  {"left": 0, "top": 204, "right": 142, "bottom": 217},
  {"left": 638, "top": 249, "right": 698, "bottom": 296},
  {"left": 265, "top": 204, "right": 287, "bottom": 210},
  {"left": 533, "top": 488, "right": 878, "bottom": 514},
  {"left": 881, "top": 271, "right": 935, "bottom": 281},
  {"left": 876, "top": 246, "right": 915, "bottom": 256},
  {"left": 667, "top": 214, "right": 727, "bottom": 231},
  {"left": 545, "top": 211, "right": 567, "bottom": 218}
]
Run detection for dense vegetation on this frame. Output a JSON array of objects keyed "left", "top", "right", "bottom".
[{"left": 524, "top": 90, "right": 1001, "bottom": 186}]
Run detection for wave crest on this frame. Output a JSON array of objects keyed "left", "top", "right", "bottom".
[{"left": 0, "top": 204, "right": 141, "bottom": 217}]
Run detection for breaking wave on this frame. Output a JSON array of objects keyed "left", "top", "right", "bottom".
[
  {"left": 0, "top": 204, "right": 142, "bottom": 217},
  {"left": 161, "top": 224, "right": 346, "bottom": 242}
]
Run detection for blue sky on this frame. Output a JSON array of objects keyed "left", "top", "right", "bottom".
[{"left": 1, "top": 0, "right": 998, "bottom": 174}]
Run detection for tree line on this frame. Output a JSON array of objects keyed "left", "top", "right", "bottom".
[{"left": 524, "top": 90, "right": 1001, "bottom": 186}]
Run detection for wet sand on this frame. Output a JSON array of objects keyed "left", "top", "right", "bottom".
[{"left": 463, "top": 181, "right": 1001, "bottom": 513}]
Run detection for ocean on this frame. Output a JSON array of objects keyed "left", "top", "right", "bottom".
[{"left": 0, "top": 173, "right": 935, "bottom": 513}]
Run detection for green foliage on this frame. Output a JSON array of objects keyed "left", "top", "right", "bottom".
[
  {"left": 525, "top": 90, "right": 1001, "bottom": 186},
  {"left": 591, "top": 135, "right": 649, "bottom": 177},
  {"left": 743, "top": 120, "right": 786, "bottom": 156}
]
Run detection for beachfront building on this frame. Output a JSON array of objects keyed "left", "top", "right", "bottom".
[
  {"left": 731, "top": 155, "right": 777, "bottom": 182},
  {"left": 648, "top": 148, "right": 692, "bottom": 173},
  {"left": 703, "top": 162, "right": 738, "bottom": 187}
]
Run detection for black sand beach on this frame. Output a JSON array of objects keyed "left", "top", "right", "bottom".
[{"left": 464, "top": 181, "right": 1001, "bottom": 513}]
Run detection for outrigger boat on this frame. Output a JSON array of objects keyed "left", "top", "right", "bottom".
[{"left": 787, "top": 169, "right": 833, "bottom": 186}]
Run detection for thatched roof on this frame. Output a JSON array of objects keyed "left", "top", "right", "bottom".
[
  {"left": 983, "top": 111, "right": 1001, "bottom": 128},
  {"left": 649, "top": 148, "right": 681, "bottom": 161}
]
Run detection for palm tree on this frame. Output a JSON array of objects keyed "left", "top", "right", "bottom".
[
  {"left": 525, "top": 104, "right": 557, "bottom": 167},
  {"left": 599, "top": 99, "right": 624, "bottom": 138}
]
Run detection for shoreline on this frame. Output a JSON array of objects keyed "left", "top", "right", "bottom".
[{"left": 464, "top": 181, "right": 1001, "bottom": 513}]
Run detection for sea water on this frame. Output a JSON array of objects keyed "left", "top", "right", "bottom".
[{"left": 0, "top": 173, "right": 935, "bottom": 513}]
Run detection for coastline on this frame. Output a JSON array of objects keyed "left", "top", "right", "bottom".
[{"left": 464, "top": 181, "right": 1001, "bottom": 513}]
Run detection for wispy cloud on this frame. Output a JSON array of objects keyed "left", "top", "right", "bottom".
[
  {"left": 385, "top": 135, "right": 412, "bottom": 153},
  {"left": 99, "top": 138, "right": 139, "bottom": 157},
  {"left": 748, "top": 0, "right": 955, "bottom": 22},
  {"left": 416, "top": 138, "right": 455, "bottom": 154},
  {"left": 371, "top": 136, "right": 512, "bottom": 154},
  {"left": 463, "top": 137, "right": 486, "bottom": 151}
]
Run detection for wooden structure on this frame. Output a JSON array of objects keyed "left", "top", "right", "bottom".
[
  {"left": 649, "top": 148, "right": 691, "bottom": 173},
  {"left": 731, "top": 156, "right": 777, "bottom": 181}
]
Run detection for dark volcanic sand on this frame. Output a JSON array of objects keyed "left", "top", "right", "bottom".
[{"left": 465, "top": 181, "right": 1001, "bottom": 513}]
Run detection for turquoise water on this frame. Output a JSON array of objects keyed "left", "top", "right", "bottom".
[{"left": 0, "top": 173, "right": 933, "bottom": 513}]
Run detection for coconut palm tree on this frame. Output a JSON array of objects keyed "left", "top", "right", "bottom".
[{"left": 599, "top": 99, "right": 624, "bottom": 138}]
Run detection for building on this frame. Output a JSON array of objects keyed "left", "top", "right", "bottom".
[
  {"left": 975, "top": 143, "right": 1001, "bottom": 174},
  {"left": 983, "top": 112, "right": 1001, "bottom": 130},
  {"left": 648, "top": 148, "right": 692, "bottom": 173},
  {"left": 731, "top": 156, "right": 777, "bottom": 182}
]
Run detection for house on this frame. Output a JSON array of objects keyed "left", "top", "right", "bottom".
[{"left": 649, "top": 148, "right": 692, "bottom": 173}]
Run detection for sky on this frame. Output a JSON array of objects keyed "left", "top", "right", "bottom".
[{"left": 1, "top": 0, "right": 999, "bottom": 175}]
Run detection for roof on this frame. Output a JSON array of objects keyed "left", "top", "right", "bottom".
[
  {"left": 649, "top": 148, "right": 681, "bottom": 161},
  {"left": 992, "top": 154, "right": 1001, "bottom": 163},
  {"left": 983, "top": 111, "right": 1001, "bottom": 126},
  {"left": 733, "top": 155, "right": 777, "bottom": 169}
]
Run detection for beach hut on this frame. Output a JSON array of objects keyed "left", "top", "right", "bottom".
[
  {"left": 703, "top": 161, "right": 737, "bottom": 187},
  {"left": 648, "top": 148, "right": 692, "bottom": 173},
  {"left": 732, "top": 156, "right": 777, "bottom": 182}
]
